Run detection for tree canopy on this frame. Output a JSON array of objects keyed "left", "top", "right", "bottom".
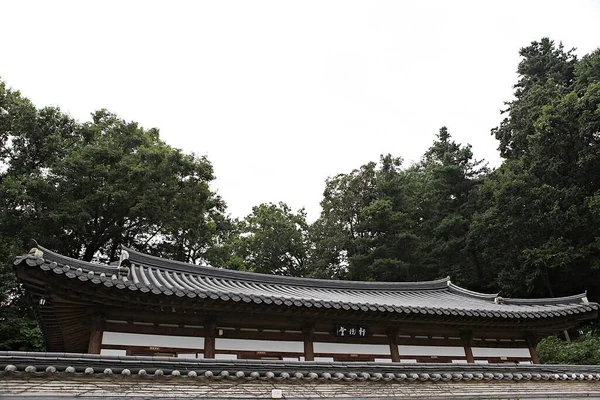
[
  {"left": 225, "top": 202, "right": 310, "bottom": 277},
  {"left": 0, "top": 83, "right": 230, "bottom": 349},
  {"left": 469, "top": 40, "right": 600, "bottom": 298},
  {"left": 537, "top": 332, "right": 600, "bottom": 365}
]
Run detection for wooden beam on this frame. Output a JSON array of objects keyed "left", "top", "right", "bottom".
[
  {"left": 87, "top": 316, "right": 104, "bottom": 354},
  {"left": 204, "top": 319, "right": 216, "bottom": 359},
  {"left": 303, "top": 324, "right": 315, "bottom": 361},
  {"left": 104, "top": 321, "right": 206, "bottom": 337},
  {"left": 387, "top": 327, "right": 400, "bottom": 362},
  {"left": 461, "top": 331, "right": 474, "bottom": 363},
  {"left": 527, "top": 334, "right": 540, "bottom": 364}
]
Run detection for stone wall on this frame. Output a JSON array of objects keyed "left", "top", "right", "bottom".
[{"left": 2, "top": 376, "right": 600, "bottom": 399}]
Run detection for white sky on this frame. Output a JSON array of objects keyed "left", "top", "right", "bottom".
[{"left": 1, "top": 0, "right": 599, "bottom": 221}]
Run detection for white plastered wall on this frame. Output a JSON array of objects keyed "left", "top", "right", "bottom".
[
  {"left": 472, "top": 347, "right": 530, "bottom": 357},
  {"left": 314, "top": 342, "right": 390, "bottom": 355},
  {"left": 102, "top": 332, "right": 205, "bottom": 349},
  {"left": 99, "top": 349, "right": 126, "bottom": 356},
  {"left": 398, "top": 345, "right": 466, "bottom": 357},
  {"left": 215, "top": 338, "right": 303, "bottom": 353}
]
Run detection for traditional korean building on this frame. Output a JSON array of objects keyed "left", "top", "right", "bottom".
[{"left": 12, "top": 241, "right": 598, "bottom": 365}]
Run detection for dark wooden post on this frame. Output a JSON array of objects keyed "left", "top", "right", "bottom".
[
  {"left": 204, "top": 319, "right": 216, "bottom": 359},
  {"left": 303, "top": 324, "right": 315, "bottom": 361},
  {"left": 461, "top": 331, "right": 474, "bottom": 363},
  {"left": 387, "top": 327, "right": 400, "bottom": 362},
  {"left": 87, "top": 316, "right": 104, "bottom": 354},
  {"left": 526, "top": 334, "right": 540, "bottom": 364}
]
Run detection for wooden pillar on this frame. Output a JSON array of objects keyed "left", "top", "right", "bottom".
[
  {"left": 303, "top": 324, "right": 315, "bottom": 361},
  {"left": 87, "top": 316, "right": 104, "bottom": 354},
  {"left": 526, "top": 334, "right": 540, "bottom": 364},
  {"left": 461, "top": 332, "right": 474, "bottom": 363},
  {"left": 387, "top": 328, "right": 400, "bottom": 362},
  {"left": 204, "top": 320, "right": 216, "bottom": 359}
]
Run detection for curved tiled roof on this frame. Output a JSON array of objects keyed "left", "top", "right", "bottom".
[
  {"left": 13, "top": 242, "right": 599, "bottom": 321},
  {"left": 3, "top": 352, "right": 600, "bottom": 382}
]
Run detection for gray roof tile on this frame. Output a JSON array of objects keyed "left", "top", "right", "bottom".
[
  {"left": 13, "top": 242, "right": 599, "bottom": 321},
  {"left": 3, "top": 351, "right": 600, "bottom": 382}
]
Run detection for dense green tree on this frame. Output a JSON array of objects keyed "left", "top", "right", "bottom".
[
  {"left": 0, "top": 238, "right": 44, "bottom": 351},
  {"left": 492, "top": 38, "right": 577, "bottom": 159},
  {"left": 537, "top": 332, "right": 600, "bottom": 365},
  {"left": 0, "top": 80, "right": 230, "bottom": 350},
  {"left": 471, "top": 41, "right": 600, "bottom": 298},
  {"left": 311, "top": 155, "right": 423, "bottom": 282},
  {"left": 411, "top": 127, "right": 489, "bottom": 289},
  {"left": 1, "top": 104, "right": 228, "bottom": 262},
  {"left": 311, "top": 130, "right": 486, "bottom": 285},
  {"left": 467, "top": 162, "right": 563, "bottom": 296},
  {"left": 228, "top": 202, "right": 310, "bottom": 276},
  {"left": 0, "top": 81, "right": 79, "bottom": 261},
  {"left": 309, "top": 162, "right": 378, "bottom": 279},
  {"left": 347, "top": 155, "right": 420, "bottom": 281},
  {"left": 0, "top": 81, "right": 66, "bottom": 350}
]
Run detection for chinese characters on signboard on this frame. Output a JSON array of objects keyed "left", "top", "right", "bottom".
[{"left": 334, "top": 324, "right": 368, "bottom": 337}]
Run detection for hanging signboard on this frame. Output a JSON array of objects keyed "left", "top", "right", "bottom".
[{"left": 334, "top": 324, "right": 369, "bottom": 338}]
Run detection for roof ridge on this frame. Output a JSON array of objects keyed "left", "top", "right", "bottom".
[
  {"left": 447, "top": 282, "right": 498, "bottom": 300},
  {"left": 501, "top": 293, "right": 589, "bottom": 305},
  {"left": 17, "top": 242, "right": 452, "bottom": 291},
  {"left": 447, "top": 282, "right": 588, "bottom": 305},
  {"left": 19, "top": 242, "right": 117, "bottom": 274},
  {"left": 122, "top": 246, "right": 451, "bottom": 291}
]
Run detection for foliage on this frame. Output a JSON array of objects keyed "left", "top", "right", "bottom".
[
  {"left": 492, "top": 38, "right": 578, "bottom": 159},
  {"left": 1, "top": 96, "right": 228, "bottom": 262},
  {"left": 0, "top": 80, "right": 230, "bottom": 350},
  {"left": 227, "top": 202, "right": 310, "bottom": 276},
  {"left": 309, "top": 160, "right": 378, "bottom": 279},
  {"left": 311, "top": 129, "right": 486, "bottom": 286},
  {"left": 538, "top": 332, "right": 600, "bottom": 365},
  {"left": 0, "top": 239, "right": 44, "bottom": 351},
  {"left": 309, "top": 38, "right": 600, "bottom": 302},
  {"left": 468, "top": 41, "right": 600, "bottom": 298},
  {"left": 347, "top": 154, "right": 419, "bottom": 281},
  {"left": 411, "top": 127, "right": 489, "bottom": 289},
  {"left": 2, "top": 37, "right": 600, "bottom": 358}
]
